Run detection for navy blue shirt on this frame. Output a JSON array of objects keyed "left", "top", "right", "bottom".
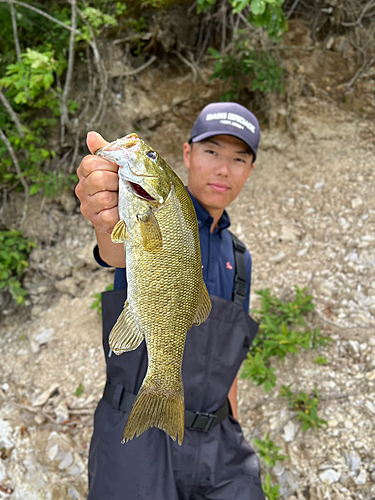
[{"left": 94, "top": 191, "right": 252, "bottom": 312}]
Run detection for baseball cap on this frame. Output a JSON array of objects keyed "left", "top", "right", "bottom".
[{"left": 189, "top": 102, "right": 260, "bottom": 161}]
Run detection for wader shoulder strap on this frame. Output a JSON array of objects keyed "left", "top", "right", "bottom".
[{"left": 229, "top": 231, "right": 247, "bottom": 306}]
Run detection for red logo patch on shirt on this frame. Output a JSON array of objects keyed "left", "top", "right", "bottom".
[{"left": 226, "top": 261, "right": 233, "bottom": 270}]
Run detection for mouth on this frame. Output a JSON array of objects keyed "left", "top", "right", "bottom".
[
  {"left": 128, "top": 181, "right": 156, "bottom": 201},
  {"left": 208, "top": 183, "right": 230, "bottom": 192}
]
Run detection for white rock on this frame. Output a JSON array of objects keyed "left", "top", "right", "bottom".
[
  {"left": 351, "top": 197, "right": 363, "bottom": 209},
  {"left": 319, "top": 468, "right": 341, "bottom": 484},
  {"left": 354, "top": 469, "right": 367, "bottom": 486},
  {"left": 68, "top": 488, "right": 81, "bottom": 500},
  {"left": 347, "top": 340, "right": 360, "bottom": 357},
  {"left": 32, "top": 383, "right": 59, "bottom": 407},
  {"left": 273, "top": 462, "right": 285, "bottom": 476},
  {"left": 58, "top": 450, "right": 74, "bottom": 470},
  {"left": 328, "top": 419, "right": 338, "bottom": 428},
  {"left": 47, "top": 443, "right": 59, "bottom": 461},
  {"left": 282, "top": 420, "right": 297, "bottom": 442},
  {"left": 297, "top": 247, "right": 309, "bottom": 257},
  {"left": 365, "top": 400, "right": 375, "bottom": 415},
  {"left": 346, "top": 450, "right": 361, "bottom": 472},
  {"left": 0, "top": 419, "right": 14, "bottom": 448},
  {"left": 0, "top": 461, "right": 6, "bottom": 482},
  {"left": 280, "top": 225, "right": 301, "bottom": 243},
  {"left": 33, "top": 327, "right": 55, "bottom": 346},
  {"left": 54, "top": 404, "right": 69, "bottom": 424},
  {"left": 314, "top": 180, "right": 325, "bottom": 191},
  {"left": 270, "top": 251, "right": 286, "bottom": 263}
]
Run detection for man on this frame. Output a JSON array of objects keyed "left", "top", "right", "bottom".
[{"left": 76, "top": 102, "right": 265, "bottom": 500}]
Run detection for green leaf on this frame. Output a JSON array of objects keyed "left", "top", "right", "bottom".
[
  {"left": 74, "top": 383, "right": 83, "bottom": 397},
  {"left": 29, "top": 184, "right": 42, "bottom": 195},
  {"left": 251, "top": 0, "right": 267, "bottom": 15}
]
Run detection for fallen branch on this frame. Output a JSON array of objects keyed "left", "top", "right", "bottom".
[
  {"left": 0, "top": 127, "right": 28, "bottom": 226},
  {"left": 0, "top": 90, "right": 25, "bottom": 138},
  {"left": 68, "top": 407, "right": 95, "bottom": 415}
]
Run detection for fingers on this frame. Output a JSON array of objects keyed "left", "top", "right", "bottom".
[
  {"left": 79, "top": 170, "right": 119, "bottom": 197},
  {"left": 77, "top": 154, "right": 118, "bottom": 180},
  {"left": 87, "top": 131, "right": 108, "bottom": 154},
  {"left": 90, "top": 205, "right": 120, "bottom": 234},
  {"left": 75, "top": 131, "right": 120, "bottom": 233}
]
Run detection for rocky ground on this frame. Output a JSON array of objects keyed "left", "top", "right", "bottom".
[{"left": 0, "top": 30, "right": 375, "bottom": 499}]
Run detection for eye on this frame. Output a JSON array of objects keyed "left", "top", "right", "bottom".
[{"left": 146, "top": 151, "right": 157, "bottom": 160}]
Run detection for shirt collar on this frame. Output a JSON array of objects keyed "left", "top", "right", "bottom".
[{"left": 187, "top": 189, "right": 231, "bottom": 233}]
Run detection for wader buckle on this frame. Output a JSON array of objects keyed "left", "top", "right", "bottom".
[{"left": 188, "top": 411, "right": 218, "bottom": 432}]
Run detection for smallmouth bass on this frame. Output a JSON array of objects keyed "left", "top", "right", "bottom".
[{"left": 95, "top": 134, "right": 211, "bottom": 445}]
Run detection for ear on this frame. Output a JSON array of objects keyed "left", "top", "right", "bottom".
[
  {"left": 248, "top": 162, "right": 256, "bottom": 176},
  {"left": 183, "top": 142, "right": 191, "bottom": 170}
]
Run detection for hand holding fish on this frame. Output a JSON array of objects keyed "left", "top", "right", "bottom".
[
  {"left": 76, "top": 131, "right": 119, "bottom": 232},
  {"left": 76, "top": 132, "right": 125, "bottom": 267}
]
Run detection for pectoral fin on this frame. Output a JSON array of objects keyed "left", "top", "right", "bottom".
[
  {"left": 109, "top": 300, "right": 144, "bottom": 355},
  {"left": 193, "top": 282, "right": 212, "bottom": 326},
  {"left": 137, "top": 208, "right": 162, "bottom": 251},
  {"left": 111, "top": 220, "right": 128, "bottom": 243}
]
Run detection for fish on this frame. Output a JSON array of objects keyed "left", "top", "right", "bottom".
[{"left": 95, "top": 133, "right": 211, "bottom": 445}]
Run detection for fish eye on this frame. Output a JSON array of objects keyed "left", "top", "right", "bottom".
[{"left": 146, "top": 151, "right": 157, "bottom": 160}]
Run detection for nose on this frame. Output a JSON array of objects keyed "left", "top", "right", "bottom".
[{"left": 214, "top": 157, "right": 230, "bottom": 176}]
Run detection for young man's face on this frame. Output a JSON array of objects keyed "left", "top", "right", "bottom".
[{"left": 183, "top": 134, "right": 255, "bottom": 213}]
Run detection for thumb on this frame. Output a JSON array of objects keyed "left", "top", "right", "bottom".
[{"left": 86, "top": 131, "right": 109, "bottom": 155}]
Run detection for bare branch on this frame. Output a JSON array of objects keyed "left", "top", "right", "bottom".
[
  {"left": 286, "top": 0, "right": 300, "bottom": 20},
  {"left": 0, "top": 90, "right": 25, "bottom": 138},
  {"left": 346, "top": 55, "right": 375, "bottom": 88},
  {"left": 0, "top": 187, "right": 7, "bottom": 224},
  {"left": 341, "top": 0, "right": 375, "bottom": 26},
  {"left": 221, "top": 0, "right": 227, "bottom": 53},
  {"left": 9, "top": 1, "right": 21, "bottom": 61},
  {"left": 121, "top": 55, "right": 157, "bottom": 76},
  {"left": 172, "top": 51, "right": 198, "bottom": 82},
  {"left": 60, "top": 0, "right": 77, "bottom": 146},
  {"left": 0, "top": 127, "right": 28, "bottom": 226},
  {"left": 76, "top": 7, "right": 108, "bottom": 131},
  {"left": 0, "top": 0, "right": 82, "bottom": 37}
]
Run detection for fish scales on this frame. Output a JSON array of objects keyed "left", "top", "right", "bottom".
[{"left": 95, "top": 134, "right": 211, "bottom": 445}]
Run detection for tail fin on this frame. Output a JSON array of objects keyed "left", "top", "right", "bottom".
[{"left": 122, "top": 381, "right": 185, "bottom": 445}]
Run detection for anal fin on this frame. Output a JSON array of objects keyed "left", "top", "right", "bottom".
[
  {"left": 193, "top": 281, "right": 212, "bottom": 326},
  {"left": 109, "top": 300, "right": 144, "bottom": 355}
]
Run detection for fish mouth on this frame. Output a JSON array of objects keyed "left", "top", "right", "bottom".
[{"left": 127, "top": 181, "right": 157, "bottom": 202}]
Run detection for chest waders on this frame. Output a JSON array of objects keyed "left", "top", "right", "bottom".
[{"left": 88, "top": 233, "right": 265, "bottom": 500}]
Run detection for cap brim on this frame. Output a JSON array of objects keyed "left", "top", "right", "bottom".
[{"left": 190, "top": 131, "right": 257, "bottom": 161}]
